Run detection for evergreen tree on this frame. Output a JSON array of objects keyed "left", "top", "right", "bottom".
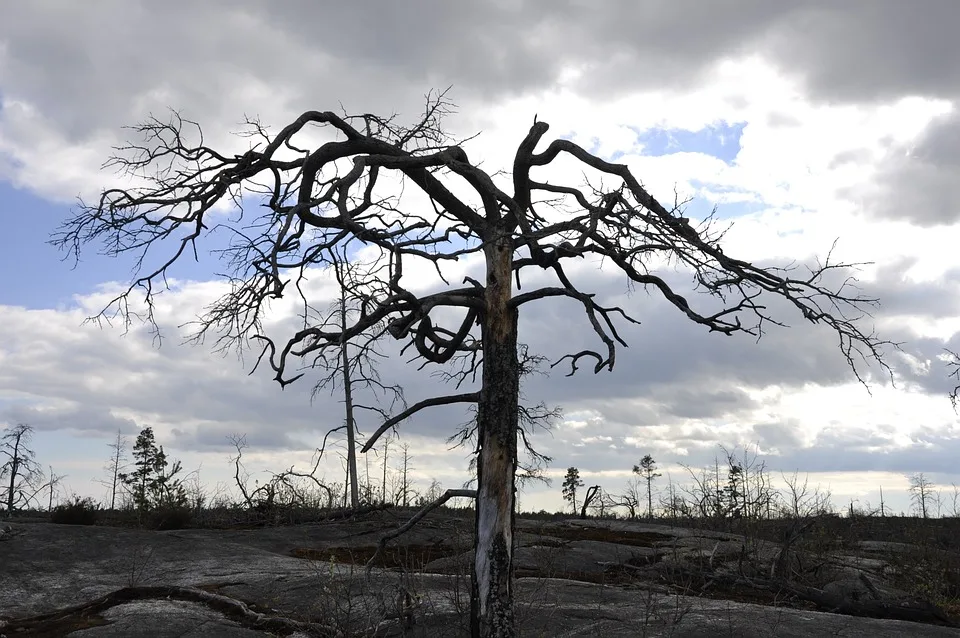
[
  {"left": 633, "top": 454, "right": 662, "bottom": 518},
  {"left": 724, "top": 462, "right": 744, "bottom": 518},
  {"left": 561, "top": 467, "right": 584, "bottom": 514},
  {"left": 119, "top": 427, "right": 186, "bottom": 512}
]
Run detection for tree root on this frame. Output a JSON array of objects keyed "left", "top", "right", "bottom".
[{"left": 0, "top": 585, "right": 337, "bottom": 636}]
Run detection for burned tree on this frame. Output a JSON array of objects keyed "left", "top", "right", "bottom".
[
  {"left": 634, "top": 454, "right": 661, "bottom": 519},
  {"left": 55, "top": 91, "right": 889, "bottom": 637},
  {"left": 309, "top": 249, "right": 404, "bottom": 509},
  {"left": 1, "top": 423, "right": 45, "bottom": 514},
  {"left": 100, "top": 429, "right": 129, "bottom": 511}
]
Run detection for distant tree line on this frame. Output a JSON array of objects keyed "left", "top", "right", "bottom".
[{"left": 560, "top": 446, "right": 958, "bottom": 521}]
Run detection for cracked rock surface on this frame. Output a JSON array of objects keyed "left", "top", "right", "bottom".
[{"left": 1, "top": 512, "right": 958, "bottom": 636}]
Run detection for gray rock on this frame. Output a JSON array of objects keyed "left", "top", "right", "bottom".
[{"left": 0, "top": 515, "right": 957, "bottom": 637}]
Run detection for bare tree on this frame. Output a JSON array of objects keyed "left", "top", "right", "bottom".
[
  {"left": 47, "top": 465, "right": 67, "bottom": 512},
  {"left": 1, "top": 424, "right": 45, "bottom": 513},
  {"left": 380, "top": 434, "right": 391, "bottom": 505},
  {"left": 680, "top": 462, "right": 721, "bottom": 519},
  {"left": 659, "top": 474, "right": 692, "bottom": 520},
  {"left": 579, "top": 484, "right": 601, "bottom": 519},
  {"left": 781, "top": 470, "right": 813, "bottom": 518},
  {"left": 396, "top": 441, "right": 413, "bottom": 507},
  {"left": 54, "top": 91, "right": 890, "bottom": 636},
  {"left": 721, "top": 444, "right": 778, "bottom": 519},
  {"left": 310, "top": 249, "right": 404, "bottom": 509},
  {"left": 909, "top": 473, "right": 936, "bottom": 519},
  {"left": 228, "top": 434, "right": 334, "bottom": 512},
  {"left": 100, "top": 429, "right": 129, "bottom": 510},
  {"left": 779, "top": 470, "right": 832, "bottom": 518},
  {"left": 617, "top": 476, "right": 643, "bottom": 519}
]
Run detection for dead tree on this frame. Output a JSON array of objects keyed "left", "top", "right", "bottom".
[
  {"left": 909, "top": 473, "right": 936, "bottom": 519},
  {"left": 309, "top": 248, "right": 404, "bottom": 509},
  {"left": 579, "top": 485, "right": 601, "bottom": 519},
  {"left": 47, "top": 465, "right": 66, "bottom": 512},
  {"left": 99, "top": 429, "right": 129, "bottom": 511},
  {"left": 55, "top": 91, "right": 890, "bottom": 637},
  {"left": 228, "top": 434, "right": 334, "bottom": 514},
  {"left": 1, "top": 423, "right": 44, "bottom": 513}
]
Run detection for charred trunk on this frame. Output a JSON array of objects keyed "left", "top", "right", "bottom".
[
  {"left": 472, "top": 231, "right": 519, "bottom": 638},
  {"left": 6, "top": 436, "right": 20, "bottom": 513}
]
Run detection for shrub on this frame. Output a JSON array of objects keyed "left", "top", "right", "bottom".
[
  {"left": 51, "top": 497, "right": 100, "bottom": 526},
  {"left": 147, "top": 504, "right": 193, "bottom": 530}
]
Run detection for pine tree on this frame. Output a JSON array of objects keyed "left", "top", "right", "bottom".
[
  {"left": 724, "top": 463, "right": 744, "bottom": 518},
  {"left": 633, "top": 455, "right": 662, "bottom": 518},
  {"left": 561, "top": 467, "right": 584, "bottom": 514},
  {"left": 119, "top": 427, "right": 187, "bottom": 513}
]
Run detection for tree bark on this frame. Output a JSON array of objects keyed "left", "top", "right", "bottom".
[{"left": 472, "top": 230, "right": 519, "bottom": 638}]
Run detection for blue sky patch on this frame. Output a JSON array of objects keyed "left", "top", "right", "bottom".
[{"left": 635, "top": 121, "right": 745, "bottom": 165}]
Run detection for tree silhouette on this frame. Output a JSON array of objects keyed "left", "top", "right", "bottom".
[
  {"left": 55, "top": 90, "right": 890, "bottom": 637},
  {"left": 1, "top": 423, "right": 44, "bottom": 513},
  {"left": 909, "top": 472, "right": 936, "bottom": 519},
  {"left": 119, "top": 426, "right": 187, "bottom": 514},
  {"left": 562, "top": 467, "right": 584, "bottom": 514},
  {"left": 633, "top": 454, "right": 661, "bottom": 518}
]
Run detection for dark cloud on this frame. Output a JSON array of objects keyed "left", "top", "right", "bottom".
[
  {"left": 4, "top": 1, "right": 955, "bottom": 152},
  {"left": 773, "top": 426, "right": 960, "bottom": 475},
  {"left": 0, "top": 402, "right": 139, "bottom": 437},
  {"left": 757, "top": 1, "right": 960, "bottom": 103},
  {"left": 884, "top": 332, "right": 960, "bottom": 397},
  {"left": 751, "top": 419, "right": 805, "bottom": 451},
  {"left": 864, "top": 258, "right": 960, "bottom": 318},
  {"left": 848, "top": 112, "right": 960, "bottom": 226},
  {"left": 649, "top": 386, "right": 756, "bottom": 421}
]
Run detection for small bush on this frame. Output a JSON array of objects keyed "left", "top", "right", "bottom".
[
  {"left": 51, "top": 497, "right": 100, "bottom": 526},
  {"left": 147, "top": 505, "right": 194, "bottom": 530}
]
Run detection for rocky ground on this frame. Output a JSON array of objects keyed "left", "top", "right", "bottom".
[{"left": 1, "top": 510, "right": 959, "bottom": 636}]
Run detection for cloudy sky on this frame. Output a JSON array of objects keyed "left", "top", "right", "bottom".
[{"left": 2, "top": 1, "right": 960, "bottom": 516}]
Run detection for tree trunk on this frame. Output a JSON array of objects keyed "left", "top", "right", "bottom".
[
  {"left": 381, "top": 437, "right": 390, "bottom": 505},
  {"left": 5, "top": 459, "right": 16, "bottom": 513},
  {"left": 646, "top": 479, "right": 653, "bottom": 519},
  {"left": 340, "top": 296, "right": 360, "bottom": 510},
  {"left": 580, "top": 486, "right": 600, "bottom": 519},
  {"left": 110, "top": 430, "right": 123, "bottom": 511},
  {"left": 472, "top": 231, "right": 519, "bottom": 638},
  {"left": 6, "top": 434, "right": 21, "bottom": 513}
]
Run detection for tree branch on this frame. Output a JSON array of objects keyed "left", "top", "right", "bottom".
[
  {"left": 361, "top": 392, "right": 480, "bottom": 453},
  {"left": 364, "top": 488, "right": 476, "bottom": 572}
]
